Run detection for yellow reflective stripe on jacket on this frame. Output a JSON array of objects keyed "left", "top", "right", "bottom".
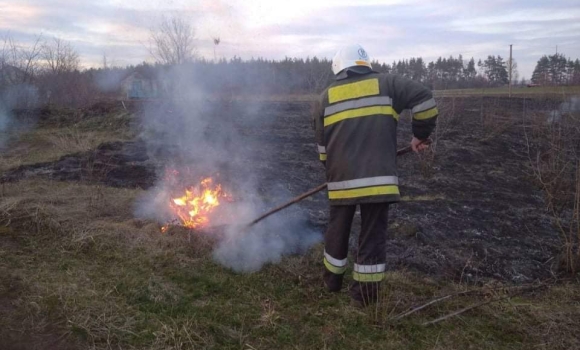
[
  {"left": 413, "top": 107, "right": 438, "bottom": 120},
  {"left": 324, "top": 106, "right": 398, "bottom": 127},
  {"left": 324, "top": 257, "right": 347, "bottom": 274},
  {"left": 328, "top": 185, "right": 399, "bottom": 199},
  {"left": 324, "top": 96, "right": 393, "bottom": 116},
  {"left": 319, "top": 154, "right": 327, "bottom": 161},
  {"left": 353, "top": 271, "right": 385, "bottom": 282},
  {"left": 328, "top": 78, "right": 379, "bottom": 104}
]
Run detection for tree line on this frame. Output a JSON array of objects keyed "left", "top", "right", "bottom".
[
  {"left": 2, "top": 21, "right": 580, "bottom": 108},
  {"left": 531, "top": 53, "right": 580, "bottom": 85}
]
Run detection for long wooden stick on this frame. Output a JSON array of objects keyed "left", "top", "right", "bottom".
[
  {"left": 246, "top": 183, "right": 329, "bottom": 226},
  {"left": 245, "top": 142, "right": 426, "bottom": 228}
]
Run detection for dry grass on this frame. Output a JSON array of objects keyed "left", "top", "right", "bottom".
[
  {"left": 0, "top": 110, "right": 134, "bottom": 173},
  {"left": 1, "top": 101, "right": 580, "bottom": 349},
  {"left": 523, "top": 95, "right": 580, "bottom": 273},
  {"left": 0, "top": 180, "right": 579, "bottom": 349}
]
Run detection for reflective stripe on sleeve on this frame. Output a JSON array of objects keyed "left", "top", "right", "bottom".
[
  {"left": 324, "top": 96, "right": 393, "bottom": 116},
  {"left": 412, "top": 98, "right": 438, "bottom": 121},
  {"left": 327, "top": 176, "right": 398, "bottom": 191},
  {"left": 411, "top": 98, "right": 437, "bottom": 114},
  {"left": 414, "top": 107, "right": 438, "bottom": 120},
  {"left": 328, "top": 79, "right": 379, "bottom": 104},
  {"left": 319, "top": 154, "right": 327, "bottom": 161},
  {"left": 328, "top": 185, "right": 399, "bottom": 199},
  {"left": 324, "top": 106, "right": 398, "bottom": 127}
]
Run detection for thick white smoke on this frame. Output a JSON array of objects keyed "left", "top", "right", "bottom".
[
  {"left": 548, "top": 96, "right": 580, "bottom": 123},
  {"left": 133, "top": 64, "right": 321, "bottom": 272},
  {"left": 0, "top": 84, "right": 39, "bottom": 150}
]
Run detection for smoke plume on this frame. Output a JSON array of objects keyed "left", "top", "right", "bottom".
[
  {"left": 134, "top": 64, "right": 321, "bottom": 272},
  {"left": 0, "top": 84, "right": 39, "bottom": 150},
  {"left": 548, "top": 96, "right": 580, "bottom": 123}
]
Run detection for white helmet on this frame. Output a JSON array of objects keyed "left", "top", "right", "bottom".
[{"left": 331, "top": 44, "right": 372, "bottom": 75}]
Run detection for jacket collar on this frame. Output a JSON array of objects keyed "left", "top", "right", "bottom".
[{"left": 335, "top": 66, "right": 375, "bottom": 80}]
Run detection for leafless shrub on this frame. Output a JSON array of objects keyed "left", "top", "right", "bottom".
[
  {"left": 149, "top": 15, "right": 196, "bottom": 65},
  {"left": 433, "top": 96, "right": 459, "bottom": 139},
  {"left": 480, "top": 96, "right": 518, "bottom": 141},
  {"left": 41, "top": 37, "right": 80, "bottom": 75},
  {"left": 48, "top": 128, "right": 94, "bottom": 153},
  {"left": 0, "top": 33, "right": 43, "bottom": 85}
]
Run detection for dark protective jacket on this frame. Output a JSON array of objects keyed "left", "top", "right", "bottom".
[{"left": 313, "top": 69, "right": 438, "bottom": 205}]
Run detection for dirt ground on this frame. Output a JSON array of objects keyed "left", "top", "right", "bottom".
[{"left": 2, "top": 97, "right": 563, "bottom": 284}]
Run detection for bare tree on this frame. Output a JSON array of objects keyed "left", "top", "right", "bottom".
[
  {"left": 20, "top": 35, "right": 43, "bottom": 83},
  {"left": 41, "top": 37, "right": 80, "bottom": 74},
  {"left": 0, "top": 33, "right": 43, "bottom": 84},
  {"left": 149, "top": 15, "right": 196, "bottom": 65}
]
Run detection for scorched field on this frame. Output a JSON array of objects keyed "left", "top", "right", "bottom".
[{"left": 0, "top": 95, "right": 579, "bottom": 350}]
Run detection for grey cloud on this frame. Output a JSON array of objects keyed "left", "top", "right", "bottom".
[{"left": 2, "top": 0, "right": 579, "bottom": 78}]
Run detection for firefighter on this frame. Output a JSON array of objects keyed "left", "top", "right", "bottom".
[{"left": 313, "top": 44, "right": 437, "bottom": 306}]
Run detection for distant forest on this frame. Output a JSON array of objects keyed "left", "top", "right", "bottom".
[
  {"left": 83, "top": 53, "right": 580, "bottom": 99},
  {"left": 1, "top": 33, "right": 580, "bottom": 107}
]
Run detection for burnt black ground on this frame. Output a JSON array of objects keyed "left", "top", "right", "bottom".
[
  {"left": 2, "top": 98, "right": 561, "bottom": 283},
  {"left": 228, "top": 99, "right": 559, "bottom": 283}
]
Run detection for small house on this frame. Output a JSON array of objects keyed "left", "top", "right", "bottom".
[{"left": 120, "top": 71, "right": 161, "bottom": 100}]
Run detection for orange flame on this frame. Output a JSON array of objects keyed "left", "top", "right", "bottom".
[{"left": 163, "top": 177, "right": 230, "bottom": 231}]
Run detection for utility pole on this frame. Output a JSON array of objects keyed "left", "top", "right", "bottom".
[{"left": 509, "top": 44, "right": 513, "bottom": 97}]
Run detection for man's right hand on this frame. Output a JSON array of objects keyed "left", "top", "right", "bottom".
[{"left": 411, "top": 137, "right": 429, "bottom": 152}]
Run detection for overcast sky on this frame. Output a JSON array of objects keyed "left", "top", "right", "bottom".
[{"left": 1, "top": 0, "right": 579, "bottom": 79}]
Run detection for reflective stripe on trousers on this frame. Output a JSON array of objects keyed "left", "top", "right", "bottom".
[
  {"left": 353, "top": 263, "right": 386, "bottom": 282},
  {"left": 317, "top": 144, "right": 327, "bottom": 161},
  {"left": 323, "top": 250, "right": 347, "bottom": 274},
  {"left": 327, "top": 176, "right": 399, "bottom": 200}
]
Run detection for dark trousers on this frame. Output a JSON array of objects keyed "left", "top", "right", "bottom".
[{"left": 323, "top": 203, "right": 389, "bottom": 303}]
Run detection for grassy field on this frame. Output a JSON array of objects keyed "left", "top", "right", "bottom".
[
  {"left": 220, "top": 85, "right": 580, "bottom": 102},
  {"left": 0, "top": 109, "right": 134, "bottom": 174},
  {"left": 1, "top": 104, "right": 579, "bottom": 349},
  {"left": 433, "top": 85, "right": 580, "bottom": 97}
]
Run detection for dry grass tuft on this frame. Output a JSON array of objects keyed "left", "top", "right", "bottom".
[{"left": 524, "top": 94, "right": 580, "bottom": 273}]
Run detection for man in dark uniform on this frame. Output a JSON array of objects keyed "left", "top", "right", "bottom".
[{"left": 313, "top": 44, "right": 438, "bottom": 306}]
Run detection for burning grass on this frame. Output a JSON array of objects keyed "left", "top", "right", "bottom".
[{"left": 160, "top": 173, "right": 234, "bottom": 232}]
